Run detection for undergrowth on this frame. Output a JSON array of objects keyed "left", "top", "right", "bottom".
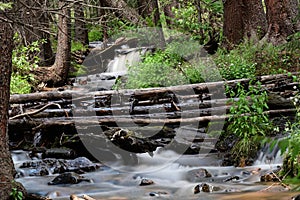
[
  {"left": 225, "top": 81, "right": 273, "bottom": 165},
  {"left": 11, "top": 37, "right": 42, "bottom": 94}
]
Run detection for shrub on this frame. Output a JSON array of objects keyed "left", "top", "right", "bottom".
[
  {"left": 125, "top": 50, "right": 189, "bottom": 88},
  {"left": 226, "top": 81, "right": 272, "bottom": 163},
  {"left": 11, "top": 38, "right": 41, "bottom": 94},
  {"left": 279, "top": 90, "right": 300, "bottom": 178}
]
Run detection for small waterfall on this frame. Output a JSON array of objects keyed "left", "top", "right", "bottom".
[
  {"left": 106, "top": 47, "right": 149, "bottom": 73},
  {"left": 254, "top": 141, "right": 283, "bottom": 165}
]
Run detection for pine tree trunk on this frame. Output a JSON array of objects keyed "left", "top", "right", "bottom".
[
  {"left": 74, "top": 2, "right": 89, "bottom": 45},
  {"left": 223, "top": 0, "right": 267, "bottom": 49},
  {"left": 0, "top": 5, "right": 16, "bottom": 199},
  {"left": 152, "top": 0, "right": 166, "bottom": 49},
  {"left": 102, "top": 0, "right": 145, "bottom": 25},
  {"left": 35, "top": 1, "right": 71, "bottom": 86},
  {"left": 264, "top": 0, "right": 300, "bottom": 44}
]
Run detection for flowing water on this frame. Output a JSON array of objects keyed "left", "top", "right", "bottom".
[
  {"left": 12, "top": 43, "right": 299, "bottom": 199},
  {"left": 12, "top": 148, "right": 299, "bottom": 200}
]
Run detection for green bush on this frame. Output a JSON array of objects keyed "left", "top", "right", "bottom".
[
  {"left": 88, "top": 26, "right": 103, "bottom": 42},
  {"left": 279, "top": 91, "right": 300, "bottom": 178},
  {"left": 226, "top": 81, "right": 272, "bottom": 161},
  {"left": 215, "top": 39, "right": 300, "bottom": 80},
  {"left": 11, "top": 38, "right": 41, "bottom": 94},
  {"left": 215, "top": 41, "right": 258, "bottom": 80},
  {"left": 125, "top": 50, "right": 189, "bottom": 88}
]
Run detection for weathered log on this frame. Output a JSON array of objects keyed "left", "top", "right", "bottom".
[
  {"left": 8, "top": 108, "right": 296, "bottom": 128},
  {"left": 10, "top": 73, "right": 298, "bottom": 104}
]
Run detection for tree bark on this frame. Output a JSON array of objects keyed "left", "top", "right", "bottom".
[
  {"left": 264, "top": 0, "right": 300, "bottom": 45},
  {"left": 223, "top": 0, "right": 267, "bottom": 49},
  {"left": 74, "top": 2, "right": 89, "bottom": 45},
  {"left": 102, "top": 0, "right": 145, "bottom": 25},
  {"left": 35, "top": 1, "right": 71, "bottom": 86},
  {"left": 152, "top": 0, "right": 166, "bottom": 49},
  {"left": 0, "top": 5, "right": 17, "bottom": 199},
  {"left": 138, "top": 0, "right": 153, "bottom": 18},
  {"left": 163, "top": 0, "right": 177, "bottom": 27}
]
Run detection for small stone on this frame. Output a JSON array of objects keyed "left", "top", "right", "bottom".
[
  {"left": 140, "top": 178, "right": 154, "bottom": 186},
  {"left": 194, "top": 183, "right": 211, "bottom": 194}
]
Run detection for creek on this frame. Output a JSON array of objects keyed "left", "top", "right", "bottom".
[
  {"left": 12, "top": 148, "right": 298, "bottom": 200},
  {"left": 11, "top": 41, "right": 300, "bottom": 200}
]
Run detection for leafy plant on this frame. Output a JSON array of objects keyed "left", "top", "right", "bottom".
[
  {"left": 226, "top": 81, "right": 272, "bottom": 161},
  {"left": 215, "top": 41, "right": 258, "bottom": 80},
  {"left": 0, "top": 2, "right": 12, "bottom": 10},
  {"left": 215, "top": 39, "right": 300, "bottom": 80},
  {"left": 125, "top": 49, "right": 189, "bottom": 88},
  {"left": 171, "top": 0, "right": 223, "bottom": 42},
  {"left": 11, "top": 38, "right": 42, "bottom": 94},
  {"left": 71, "top": 41, "right": 87, "bottom": 53},
  {"left": 279, "top": 90, "right": 300, "bottom": 178},
  {"left": 10, "top": 183, "right": 23, "bottom": 200},
  {"left": 88, "top": 25, "right": 103, "bottom": 42}
]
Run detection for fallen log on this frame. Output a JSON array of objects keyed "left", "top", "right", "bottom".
[
  {"left": 8, "top": 108, "right": 296, "bottom": 127},
  {"left": 10, "top": 73, "right": 298, "bottom": 104}
]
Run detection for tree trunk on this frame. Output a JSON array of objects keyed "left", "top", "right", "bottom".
[
  {"left": 0, "top": 5, "right": 16, "bottom": 199},
  {"left": 264, "top": 0, "right": 300, "bottom": 45},
  {"left": 98, "top": 0, "right": 108, "bottom": 46},
  {"left": 74, "top": 2, "right": 89, "bottom": 45},
  {"left": 138, "top": 0, "right": 153, "bottom": 18},
  {"left": 102, "top": 0, "right": 145, "bottom": 25},
  {"left": 35, "top": 1, "right": 71, "bottom": 86},
  {"left": 152, "top": 0, "right": 166, "bottom": 49},
  {"left": 163, "top": 0, "right": 177, "bottom": 27},
  {"left": 223, "top": 0, "right": 267, "bottom": 49},
  {"left": 195, "top": 0, "right": 205, "bottom": 44}
]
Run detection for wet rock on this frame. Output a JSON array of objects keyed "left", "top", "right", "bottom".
[
  {"left": 194, "top": 183, "right": 221, "bottom": 194},
  {"left": 292, "top": 194, "right": 300, "bottom": 200},
  {"left": 20, "top": 157, "right": 100, "bottom": 175},
  {"left": 29, "top": 165, "right": 49, "bottom": 176},
  {"left": 48, "top": 172, "right": 91, "bottom": 185},
  {"left": 140, "top": 178, "right": 154, "bottom": 186},
  {"left": 224, "top": 175, "right": 240, "bottom": 182},
  {"left": 103, "top": 126, "right": 162, "bottom": 154},
  {"left": 194, "top": 183, "right": 211, "bottom": 193},
  {"left": 260, "top": 173, "right": 280, "bottom": 182},
  {"left": 186, "top": 168, "right": 212, "bottom": 182},
  {"left": 149, "top": 191, "right": 168, "bottom": 197},
  {"left": 260, "top": 166, "right": 281, "bottom": 182}
]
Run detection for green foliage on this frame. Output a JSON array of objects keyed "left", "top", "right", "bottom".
[
  {"left": 11, "top": 38, "right": 42, "bottom": 94},
  {"left": 0, "top": 2, "right": 12, "bottom": 10},
  {"left": 215, "top": 39, "right": 300, "bottom": 80},
  {"left": 71, "top": 41, "right": 87, "bottom": 53},
  {"left": 10, "top": 75, "right": 32, "bottom": 94},
  {"left": 125, "top": 49, "right": 188, "bottom": 88},
  {"left": 69, "top": 62, "right": 87, "bottom": 77},
  {"left": 226, "top": 82, "right": 272, "bottom": 158},
  {"left": 171, "top": 0, "right": 223, "bottom": 42},
  {"left": 215, "top": 41, "right": 258, "bottom": 80},
  {"left": 123, "top": 37, "right": 222, "bottom": 89},
  {"left": 279, "top": 91, "right": 300, "bottom": 178},
  {"left": 10, "top": 185, "right": 23, "bottom": 200},
  {"left": 88, "top": 26, "right": 103, "bottom": 42}
]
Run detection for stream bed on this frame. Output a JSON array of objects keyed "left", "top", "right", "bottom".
[{"left": 12, "top": 148, "right": 299, "bottom": 200}]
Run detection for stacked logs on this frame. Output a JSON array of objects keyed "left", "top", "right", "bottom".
[{"left": 9, "top": 73, "right": 298, "bottom": 132}]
